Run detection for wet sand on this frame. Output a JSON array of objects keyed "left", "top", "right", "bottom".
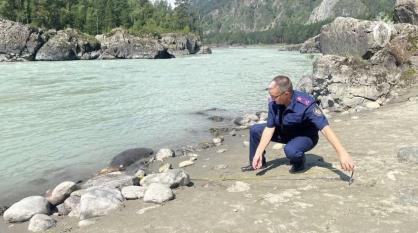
[{"left": 2, "top": 88, "right": 418, "bottom": 233}]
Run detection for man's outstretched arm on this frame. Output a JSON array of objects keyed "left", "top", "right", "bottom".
[
  {"left": 320, "top": 125, "right": 355, "bottom": 171},
  {"left": 252, "top": 127, "right": 275, "bottom": 169}
]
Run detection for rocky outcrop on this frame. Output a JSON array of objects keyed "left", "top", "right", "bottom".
[
  {"left": 0, "top": 18, "right": 45, "bottom": 61},
  {"left": 394, "top": 0, "right": 418, "bottom": 24},
  {"left": 311, "top": 54, "right": 403, "bottom": 111},
  {"left": 96, "top": 28, "right": 173, "bottom": 59},
  {"left": 0, "top": 19, "right": 207, "bottom": 62},
  {"left": 35, "top": 29, "right": 100, "bottom": 61},
  {"left": 319, "top": 17, "right": 393, "bottom": 59},
  {"left": 307, "top": 0, "right": 367, "bottom": 24},
  {"left": 198, "top": 46, "right": 212, "bottom": 54},
  {"left": 161, "top": 33, "right": 201, "bottom": 56},
  {"left": 305, "top": 17, "right": 418, "bottom": 111},
  {"left": 300, "top": 35, "right": 320, "bottom": 53},
  {"left": 389, "top": 23, "right": 418, "bottom": 65}
]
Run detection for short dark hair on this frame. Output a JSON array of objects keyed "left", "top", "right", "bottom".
[{"left": 271, "top": 75, "right": 293, "bottom": 93}]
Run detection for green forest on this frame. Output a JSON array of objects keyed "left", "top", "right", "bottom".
[{"left": 0, "top": 0, "right": 199, "bottom": 35}]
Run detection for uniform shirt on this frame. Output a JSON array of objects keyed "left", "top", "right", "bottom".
[{"left": 266, "top": 90, "right": 329, "bottom": 140}]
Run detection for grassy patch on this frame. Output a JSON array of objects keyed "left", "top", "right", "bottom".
[{"left": 400, "top": 67, "right": 417, "bottom": 83}]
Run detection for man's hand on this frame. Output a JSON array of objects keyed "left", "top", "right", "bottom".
[
  {"left": 252, "top": 153, "right": 263, "bottom": 170},
  {"left": 321, "top": 126, "right": 355, "bottom": 172},
  {"left": 339, "top": 151, "right": 355, "bottom": 171}
]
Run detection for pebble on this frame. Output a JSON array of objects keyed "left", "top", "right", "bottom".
[
  {"left": 397, "top": 146, "right": 418, "bottom": 163},
  {"left": 78, "top": 219, "right": 96, "bottom": 228},
  {"left": 351, "top": 116, "right": 359, "bottom": 120},
  {"left": 186, "top": 153, "right": 200, "bottom": 158},
  {"left": 214, "top": 164, "right": 228, "bottom": 170},
  {"left": 159, "top": 163, "right": 172, "bottom": 173},
  {"left": 179, "top": 160, "right": 194, "bottom": 168},
  {"left": 213, "top": 137, "right": 224, "bottom": 146},
  {"left": 334, "top": 119, "right": 342, "bottom": 123},
  {"left": 155, "top": 148, "right": 175, "bottom": 161},
  {"left": 136, "top": 205, "right": 160, "bottom": 215},
  {"left": 189, "top": 156, "right": 198, "bottom": 161},
  {"left": 229, "top": 130, "right": 237, "bottom": 136},
  {"left": 366, "top": 102, "right": 380, "bottom": 109},
  {"left": 227, "top": 181, "right": 250, "bottom": 192},
  {"left": 135, "top": 169, "right": 146, "bottom": 179},
  {"left": 408, "top": 96, "right": 418, "bottom": 102},
  {"left": 243, "top": 141, "right": 249, "bottom": 147},
  {"left": 217, "top": 149, "right": 227, "bottom": 153}
]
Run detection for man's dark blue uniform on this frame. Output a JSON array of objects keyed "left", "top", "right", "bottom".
[{"left": 249, "top": 90, "right": 329, "bottom": 167}]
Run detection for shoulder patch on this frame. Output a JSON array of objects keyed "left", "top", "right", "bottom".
[
  {"left": 296, "top": 96, "right": 312, "bottom": 106},
  {"left": 313, "top": 106, "right": 324, "bottom": 116}
]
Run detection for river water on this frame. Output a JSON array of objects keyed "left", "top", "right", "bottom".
[{"left": 0, "top": 47, "right": 314, "bottom": 205}]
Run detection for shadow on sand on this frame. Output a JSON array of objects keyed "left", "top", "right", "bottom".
[{"left": 255, "top": 153, "right": 351, "bottom": 181}]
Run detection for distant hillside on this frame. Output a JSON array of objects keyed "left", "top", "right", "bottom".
[{"left": 192, "top": 0, "right": 395, "bottom": 44}]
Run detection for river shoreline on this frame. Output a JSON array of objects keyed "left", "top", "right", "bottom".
[
  {"left": 0, "top": 106, "right": 244, "bottom": 207},
  {"left": 1, "top": 84, "right": 418, "bottom": 232}
]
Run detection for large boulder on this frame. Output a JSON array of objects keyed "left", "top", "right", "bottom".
[
  {"left": 311, "top": 54, "right": 405, "bottom": 111},
  {"left": 160, "top": 33, "right": 201, "bottom": 56},
  {"left": 35, "top": 28, "right": 100, "bottom": 61},
  {"left": 81, "top": 172, "right": 139, "bottom": 189},
  {"left": 96, "top": 28, "right": 173, "bottom": 59},
  {"left": 388, "top": 24, "right": 418, "bottom": 65},
  {"left": 320, "top": 17, "right": 393, "bottom": 59},
  {"left": 109, "top": 147, "right": 154, "bottom": 169},
  {"left": 3, "top": 196, "right": 51, "bottom": 223},
  {"left": 79, "top": 187, "right": 124, "bottom": 220},
  {"left": 46, "top": 181, "right": 78, "bottom": 206},
  {"left": 140, "top": 169, "right": 190, "bottom": 188},
  {"left": 143, "top": 183, "right": 174, "bottom": 204},
  {"left": 0, "top": 18, "right": 44, "bottom": 61},
  {"left": 62, "top": 195, "right": 80, "bottom": 216},
  {"left": 394, "top": 0, "right": 418, "bottom": 24},
  {"left": 198, "top": 45, "right": 212, "bottom": 54},
  {"left": 28, "top": 214, "right": 56, "bottom": 232}
]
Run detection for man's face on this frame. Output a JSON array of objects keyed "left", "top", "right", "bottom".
[{"left": 269, "top": 86, "right": 290, "bottom": 105}]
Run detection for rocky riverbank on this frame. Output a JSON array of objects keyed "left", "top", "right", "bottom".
[
  {"left": 0, "top": 106, "right": 268, "bottom": 232},
  {"left": 295, "top": 0, "right": 418, "bottom": 113},
  {"left": 0, "top": 18, "right": 211, "bottom": 62},
  {"left": 1, "top": 84, "right": 418, "bottom": 232}
]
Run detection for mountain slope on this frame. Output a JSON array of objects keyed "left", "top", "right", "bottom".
[{"left": 192, "top": 0, "right": 395, "bottom": 44}]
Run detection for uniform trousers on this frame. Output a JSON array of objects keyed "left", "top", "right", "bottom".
[{"left": 249, "top": 123, "right": 318, "bottom": 165}]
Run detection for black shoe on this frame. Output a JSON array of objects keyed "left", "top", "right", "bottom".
[
  {"left": 289, "top": 157, "right": 306, "bottom": 174},
  {"left": 241, "top": 164, "right": 266, "bottom": 172}
]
